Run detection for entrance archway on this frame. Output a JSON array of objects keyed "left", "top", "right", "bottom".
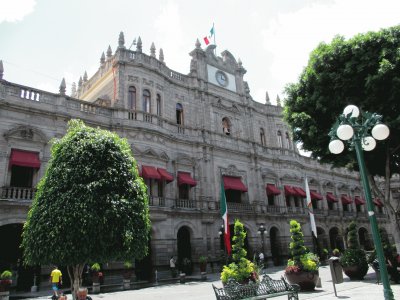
[
  {"left": 329, "top": 227, "right": 344, "bottom": 251},
  {"left": 0, "top": 223, "right": 38, "bottom": 291},
  {"left": 177, "top": 226, "right": 192, "bottom": 274},
  {"left": 270, "top": 227, "right": 282, "bottom": 266}
]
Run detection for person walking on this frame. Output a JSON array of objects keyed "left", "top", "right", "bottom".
[
  {"left": 50, "top": 266, "right": 62, "bottom": 298},
  {"left": 170, "top": 256, "right": 176, "bottom": 277},
  {"left": 258, "top": 252, "right": 265, "bottom": 268}
]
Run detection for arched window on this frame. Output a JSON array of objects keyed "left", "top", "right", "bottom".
[
  {"left": 222, "top": 117, "right": 231, "bottom": 135},
  {"left": 128, "top": 86, "right": 136, "bottom": 110},
  {"left": 260, "top": 128, "right": 266, "bottom": 146},
  {"left": 143, "top": 89, "right": 151, "bottom": 113},
  {"left": 285, "top": 132, "right": 291, "bottom": 149},
  {"left": 176, "top": 103, "right": 183, "bottom": 125},
  {"left": 277, "top": 131, "right": 283, "bottom": 148},
  {"left": 156, "top": 94, "right": 162, "bottom": 116}
]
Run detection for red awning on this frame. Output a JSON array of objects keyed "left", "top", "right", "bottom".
[
  {"left": 310, "top": 190, "right": 323, "bottom": 200},
  {"left": 293, "top": 187, "right": 306, "bottom": 197},
  {"left": 142, "top": 165, "right": 161, "bottom": 180},
  {"left": 223, "top": 176, "right": 248, "bottom": 192},
  {"left": 373, "top": 198, "right": 384, "bottom": 207},
  {"left": 178, "top": 172, "right": 197, "bottom": 186},
  {"left": 355, "top": 196, "right": 366, "bottom": 205},
  {"left": 266, "top": 184, "right": 281, "bottom": 196},
  {"left": 326, "top": 192, "right": 338, "bottom": 203},
  {"left": 341, "top": 195, "right": 353, "bottom": 205},
  {"left": 9, "top": 149, "right": 40, "bottom": 169},
  {"left": 157, "top": 168, "right": 174, "bottom": 183},
  {"left": 284, "top": 185, "right": 296, "bottom": 196}
]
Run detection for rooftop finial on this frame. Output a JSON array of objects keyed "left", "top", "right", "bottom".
[
  {"left": 83, "top": 71, "right": 88, "bottom": 82},
  {"left": 195, "top": 38, "right": 201, "bottom": 49},
  {"left": 136, "top": 36, "right": 142, "bottom": 53},
  {"left": 276, "top": 95, "right": 281, "bottom": 107},
  {"left": 59, "top": 78, "right": 66, "bottom": 95},
  {"left": 159, "top": 48, "right": 165, "bottom": 63},
  {"left": 78, "top": 76, "right": 83, "bottom": 88},
  {"left": 71, "top": 82, "right": 77, "bottom": 97},
  {"left": 100, "top": 52, "right": 105, "bottom": 64},
  {"left": 238, "top": 58, "right": 242, "bottom": 67},
  {"left": 150, "top": 42, "right": 156, "bottom": 57},
  {"left": 107, "top": 45, "right": 112, "bottom": 58},
  {"left": 265, "top": 91, "right": 270, "bottom": 104},
  {"left": 118, "top": 31, "right": 125, "bottom": 48}
]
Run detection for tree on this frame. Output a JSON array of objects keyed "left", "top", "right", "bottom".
[
  {"left": 284, "top": 25, "right": 400, "bottom": 243},
  {"left": 21, "top": 120, "right": 151, "bottom": 299}
]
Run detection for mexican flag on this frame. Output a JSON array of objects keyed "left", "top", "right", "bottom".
[
  {"left": 220, "top": 178, "right": 231, "bottom": 255},
  {"left": 305, "top": 176, "right": 317, "bottom": 238},
  {"left": 203, "top": 24, "right": 215, "bottom": 46}
]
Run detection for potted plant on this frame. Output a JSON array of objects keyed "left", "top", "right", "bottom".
[
  {"left": 122, "top": 261, "right": 133, "bottom": 290},
  {"left": 284, "top": 220, "right": 320, "bottom": 291},
  {"left": 91, "top": 263, "right": 101, "bottom": 283},
  {"left": 340, "top": 221, "right": 368, "bottom": 280},
  {"left": 0, "top": 270, "right": 12, "bottom": 292},
  {"left": 220, "top": 219, "right": 258, "bottom": 285},
  {"left": 332, "top": 248, "right": 341, "bottom": 257},
  {"left": 199, "top": 256, "right": 208, "bottom": 272}
]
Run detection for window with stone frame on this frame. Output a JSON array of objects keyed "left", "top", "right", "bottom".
[
  {"left": 285, "top": 132, "right": 291, "bottom": 149},
  {"left": 328, "top": 201, "right": 335, "bottom": 210},
  {"left": 143, "top": 89, "right": 151, "bottom": 113},
  {"left": 222, "top": 117, "right": 231, "bottom": 135},
  {"left": 10, "top": 165, "right": 34, "bottom": 188},
  {"left": 260, "top": 128, "right": 266, "bottom": 146},
  {"left": 277, "top": 131, "right": 283, "bottom": 148},
  {"left": 128, "top": 86, "right": 137, "bottom": 110},
  {"left": 156, "top": 94, "right": 162, "bottom": 116},
  {"left": 179, "top": 183, "right": 189, "bottom": 199},
  {"left": 176, "top": 103, "right": 184, "bottom": 125}
]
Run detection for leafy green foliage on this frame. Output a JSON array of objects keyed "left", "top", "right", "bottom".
[
  {"left": 286, "top": 220, "right": 319, "bottom": 273},
  {"left": 284, "top": 26, "right": 400, "bottom": 177},
  {"left": 22, "top": 119, "right": 151, "bottom": 266},
  {"left": 0, "top": 271, "right": 12, "bottom": 279},
  {"left": 220, "top": 219, "right": 257, "bottom": 284},
  {"left": 346, "top": 221, "right": 359, "bottom": 249}
]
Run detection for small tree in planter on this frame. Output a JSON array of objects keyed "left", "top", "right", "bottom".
[
  {"left": 284, "top": 220, "right": 319, "bottom": 291},
  {"left": 340, "top": 221, "right": 368, "bottom": 280},
  {"left": 220, "top": 219, "right": 258, "bottom": 284},
  {"left": 0, "top": 270, "right": 12, "bottom": 292},
  {"left": 199, "top": 256, "right": 208, "bottom": 272}
]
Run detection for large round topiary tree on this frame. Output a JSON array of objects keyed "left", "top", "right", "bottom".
[{"left": 21, "top": 119, "right": 151, "bottom": 299}]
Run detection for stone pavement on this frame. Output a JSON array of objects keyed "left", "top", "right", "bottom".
[{"left": 18, "top": 265, "right": 400, "bottom": 299}]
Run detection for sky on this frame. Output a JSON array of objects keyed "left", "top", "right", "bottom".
[{"left": 1, "top": 0, "right": 400, "bottom": 105}]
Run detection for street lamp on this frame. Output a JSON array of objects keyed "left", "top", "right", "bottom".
[
  {"left": 257, "top": 224, "right": 266, "bottom": 255},
  {"left": 328, "top": 104, "right": 393, "bottom": 300}
]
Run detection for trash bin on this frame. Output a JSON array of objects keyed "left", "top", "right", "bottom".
[{"left": 329, "top": 257, "right": 343, "bottom": 284}]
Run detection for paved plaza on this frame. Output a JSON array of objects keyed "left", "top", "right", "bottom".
[{"left": 19, "top": 264, "right": 400, "bottom": 300}]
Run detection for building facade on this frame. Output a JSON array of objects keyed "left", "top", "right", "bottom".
[{"left": 0, "top": 32, "right": 392, "bottom": 286}]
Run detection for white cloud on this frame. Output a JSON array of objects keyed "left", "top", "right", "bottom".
[
  {"left": 261, "top": 0, "right": 400, "bottom": 101},
  {"left": 0, "top": 0, "right": 36, "bottom": 23}
]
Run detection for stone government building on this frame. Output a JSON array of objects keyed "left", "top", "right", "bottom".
[{"left": 0, "top": 32, "right": 391, "bottom": 287}]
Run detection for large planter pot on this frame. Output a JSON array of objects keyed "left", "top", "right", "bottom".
[
  {"left": 285, "top": 271, "right": 319, "bottom": 291},
  {"left": 0, "top": 291, "right": 10, "bottom": 300},
  {"left": 342, "top": 265, "right": 367, "bottom": 280},
  {"left": 199, "top": 262, "right": 207, "bottom": 272}
]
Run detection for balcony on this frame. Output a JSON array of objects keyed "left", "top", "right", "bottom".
[{"left": 1, "top": 186, "right": 36, "bottom": 201}]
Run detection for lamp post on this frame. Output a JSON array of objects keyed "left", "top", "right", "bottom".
[{"left": 328, "top": 104, "right": 393, "bottom": 300}]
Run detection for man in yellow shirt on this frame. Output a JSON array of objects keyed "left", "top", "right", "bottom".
[{"left": 50, "top": 266, "right": 62, "bottom": 298}]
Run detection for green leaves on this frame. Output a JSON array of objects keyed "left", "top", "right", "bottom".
[{"left": 22, "top": 119, "right": 151, "bottom": 267}]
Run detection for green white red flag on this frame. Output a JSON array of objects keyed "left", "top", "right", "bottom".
[
  {"left": 220, "top": 178, "right": 231, "bottom": 255},
  {"left": 305, "top": 176, "right": 317, "bottom": 238},
  {"left": 203, "top": 24, "right": 215, "bottom": 46}
]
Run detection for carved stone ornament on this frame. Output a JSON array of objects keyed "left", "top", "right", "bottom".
[{"left": 128, "top": 76, "right": 139, "bottom": 83}]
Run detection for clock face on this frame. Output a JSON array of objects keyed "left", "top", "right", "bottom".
[{"left": 215, "top": 70, "right": 228, "bottom": 87}]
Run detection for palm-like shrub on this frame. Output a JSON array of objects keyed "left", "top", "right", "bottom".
[{"left": 220, "top": 219, "right": 257, "bottom": 284}]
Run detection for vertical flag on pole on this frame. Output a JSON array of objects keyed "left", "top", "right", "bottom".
[
  {"left": 203, "top": 24, "right": 215, "bottom": 46},
  {"left": 305, "top": 176, "right": 317, "bottom": 238},
  {"left": 220, "top": 177, "right": 231, "bottom": 255}
]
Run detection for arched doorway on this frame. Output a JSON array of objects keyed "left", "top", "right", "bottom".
[
  {"left": 358, "top": 227, "right": 369, "bottom": 250},
  {"left": 135, "top": 234, "right": 153, "bottom": 281},
  {"left": 316, "top": 227, "right": 329, "bottom": 259},
  {"left": 270, "top": 227, "right": 282, "bottom": 266},
  {"left": 0, "top": 223, "right": 38, "bottom": 291},
  {"left": 177, "top": 226, "right": 192, "bottom": 274},
  {"left": 329, "top": 227, "right": 344, "bottom": 251}
]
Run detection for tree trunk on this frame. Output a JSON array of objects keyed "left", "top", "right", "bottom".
[{"left": 67, "top": 264, "right": 84, "bottom": 300}]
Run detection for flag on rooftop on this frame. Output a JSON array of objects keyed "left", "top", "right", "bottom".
[{"left": 203, "top": 24, "right": 215, "bottom": 46}]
